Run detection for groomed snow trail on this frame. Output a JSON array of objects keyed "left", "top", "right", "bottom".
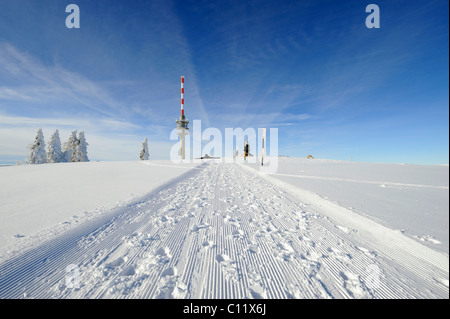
[{"left": 0, "top": 162, "right": 448, "bottom": 299}]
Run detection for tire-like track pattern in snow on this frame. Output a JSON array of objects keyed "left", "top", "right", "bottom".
[{"left": 0, "top": 163, "right": 448, "bottom": 298}]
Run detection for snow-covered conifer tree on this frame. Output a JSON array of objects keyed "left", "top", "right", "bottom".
[
  {"left": 140, "top": 137, "right": 149, "bottom": 160},
  {"left": 47, "top": 129, "right": 64, "bottom": 163},
  {"left": 63, "top": 130, "right": 78, "bottom": 162},
  {"left": 28, "top": 128, "right": 47, "bottom": 164},
  {"left": 76, "top": 131, "right": 89, "bottom": 162}
]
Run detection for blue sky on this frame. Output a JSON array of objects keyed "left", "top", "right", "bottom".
[{"left": 0, "top": 0, "right": 448, "bottom": 164}]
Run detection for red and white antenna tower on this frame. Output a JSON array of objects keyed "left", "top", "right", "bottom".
[
  {"left": 181, "top": 76, "right": 184, "bottom": 116},
  {"left": 176, "top": 76, "right": 189, "bottom": 159}
]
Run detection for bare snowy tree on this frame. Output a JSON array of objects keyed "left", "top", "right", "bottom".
[
  {"left": 27, "top": 128, "right": 47, "bottom": 164},
  {"left": 47, "top": 129, "right": 64, "bottom": 163},
  {"left": 140, "top": 137, "right": 149, "bottom": 160}
]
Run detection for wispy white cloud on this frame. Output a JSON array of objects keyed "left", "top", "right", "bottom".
[
  {"left": 0, "top": 42, "right": 129, "bottom": 117},
  {"left": 0, "top": 87, "right": 38, "bottom": 102},
  {"left": 0, "top": 113, "right": 138, "bottom": 131}
]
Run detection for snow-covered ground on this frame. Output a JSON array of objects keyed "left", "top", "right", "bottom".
[
  {"left": 0, "top": 158, "right": 448, "bottom": 299},
  {"left": 257, "top": 158, "right": 449, "bottom": 254},
  {"left": 0, "top": 160, "right": 200, "bottom": 251}
]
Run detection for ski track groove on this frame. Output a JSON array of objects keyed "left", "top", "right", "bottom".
[{"left": 0, "top": 162, "right": 448, "bottom": 299}]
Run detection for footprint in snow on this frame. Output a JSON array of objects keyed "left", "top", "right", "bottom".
[
  {"left": 299, "top": 235, "right": 316, "bottom": 248},
  {"left": 327, "top": 247, "right": 352, "bottom": 261},
  {"left": 161, "top": 266, "right": 177, "bottom": 277},
  {"left": 216, "top": 254, "right": 231, "bottom": 263},
  {"left": 246, "top": 265, "right": 268, "bottom": 298},
  {"left": 119, "top": 265, "right": 136, "bottom": 277},
  {"left": 156, "top": 246, "right": 172, "bottom": 258},
  {"left": 275, "top": 242, "right": 295, "bottom": 262},
  {"left": 165, "top": 280, "right": 188, "bottom": 299},
  {"left": 286, "top": 284, "right": 303, "bottom": 299},
  {"left": 201, "top": 240, "right": 215, "bottom": 251},
  {"left": 232, "top": 229, "right": 244, "bottom": 238},
  {"left": 138, "top": 246, "right": 172, "bottom": 269},
  {"left": 335, "top": 225, "right": 351, "bottom": 234},
  {"left": 301, "top": 251, "right": 323, "bottom": 262},
  {"left": 216, "top": 254, "right": 239, "bottom": 282},
  {"left": 339, "top": 271, "right": 371, "bottom": 299},
  {"left": 106, "top": 256, "right": 127, "bottom": 269},
  {"left": 161, "top": 215, "right": 174, "bottom": 224},
  {"left": 192, "top": 223, "right": 210, "bottom": 232},
  {"left": 355, "top": 246, "right": 377, "bottom": 258},
  {"left": 296, "top": 220, "right": 309, "bottom": 231},
  {"left": 414, "top": 234, "right": 442, "bottom": 245},
  {"left": 247, "top": 244, "right": 260, "bottom": 254},
  {"left": 249, "top": 284, "right": 266, "bottom": 299}
]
